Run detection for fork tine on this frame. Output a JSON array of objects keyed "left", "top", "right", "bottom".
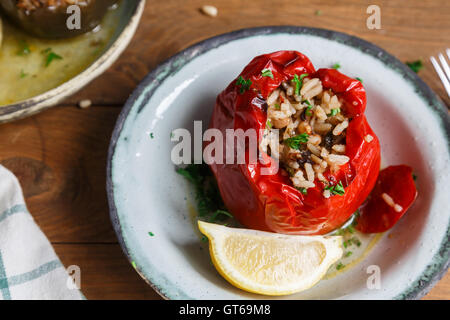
[
  {"left": 438, "top": 53, "right": 450, "bottom": 82},
  {"left": 430, "top": 56, "right": 450, "bottom": 99}
]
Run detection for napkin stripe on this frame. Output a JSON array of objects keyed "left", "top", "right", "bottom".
[
  {"left": 0, "top": 251, "right": 11, "bottom": 300},
  {"left": 6, "top": 260, "right": 61, "bottom": 287},
  {"left": 0, "top": 204, "right": 28, "bottom": 223}
]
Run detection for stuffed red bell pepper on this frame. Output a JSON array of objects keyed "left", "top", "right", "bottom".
[{"left": 206, "top": 50, "right": 415, "bottom": 235}]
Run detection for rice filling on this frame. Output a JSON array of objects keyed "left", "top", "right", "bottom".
[{"left": 260, "top": 76, "right": 351, "bottom": 197}]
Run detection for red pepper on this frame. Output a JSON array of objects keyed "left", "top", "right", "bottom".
[
  {"left": 207, "top": 51, "right": 381, "bottom": 235},
  {"left": 355, "top": 165, "right": 418, "bottom": 233}
]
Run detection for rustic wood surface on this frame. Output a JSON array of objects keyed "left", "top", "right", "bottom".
[{"left": 0, "top": 0, "right": 449, "bottom": 299}]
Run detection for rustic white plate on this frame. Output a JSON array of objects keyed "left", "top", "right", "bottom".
[{"left": 107, "top": 26, "right": 450, "bottom": 300}]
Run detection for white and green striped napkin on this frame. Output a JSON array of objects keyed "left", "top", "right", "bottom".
[{"left": 0, "top": 165, "right": 83, "bottom": 300}]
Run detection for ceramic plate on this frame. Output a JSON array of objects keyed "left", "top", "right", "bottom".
[
  {"left": 107, "top": 26, "right": 450, "bottom": 300},
  {"left": 0, "top": 0, "right": 145, "bottom": 123}
]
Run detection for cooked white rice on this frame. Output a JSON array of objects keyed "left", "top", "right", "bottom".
[{"left": 261, "top": 75, "right": 351, "bottom": 195}]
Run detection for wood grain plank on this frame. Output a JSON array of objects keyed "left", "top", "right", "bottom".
[
  {"left": 65, "top": 0, "right": 450, "bottom": 106},
  {"left": 424, "top": 272, "right": 450, "bottom": 300},
  {"left": 54, "top": 243, "right": 161, "bottom": 300},
  {"left": 0, "top": 106, "right": 120, "bottom": 243}
]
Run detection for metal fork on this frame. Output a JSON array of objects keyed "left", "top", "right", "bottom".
[{"left": 430, "top": 49, "right": 450, "bottom": 99}]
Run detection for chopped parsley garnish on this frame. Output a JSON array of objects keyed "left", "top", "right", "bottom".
[
  {"left": 261, "top": 69, "right": 274, "bottom": 79},
  {"left": 42, "top": 48, "right": 63, "bottom": 67},
  {"left": 291, "top": 73, "right": 309, "bottom": 96},
  {"left": 150, "top": 132, "right": 154, "bottom": 139},
  {"left": 176, "top": 163, "right": 233, "bottom": 223},
  {"left": 275, "top": 103, "right": 281, "bottom": 110},
  {"left": 347, "top": 225, "right": 355, "bottom": 234},
  {"left": 329, "top": 108, "right": 340, "bottom": 116},
  {"left": 356, "top": 77, "right": 363, "bottom": 83},
  {"left": 345, "top": 251, "right": 353, "bottom": 257},
  {"left": 325, "top": 181, "right": 345, "bottom": 196},
  {"left": 343, "top": 237, "right": 361, "bottom": 248},
  {"left": 303, "top": 100, "right": 313, "bottom": 116},
  {"left": 20, "top": 70, "right": 28, "bottom": 79},
  {"left": 336, "top": 262, "right": 345, "bottom": 270},
  {"left": 236, "top": 76, "right": 252, "bottom": 94},
  {"left": 17, "top": 40, "right": 31, "bottom": 56},
  {"left": 131, "top": 261, "right": 137, "bottom": 269},
  {"left": 412, "top": 173, "right": 417, "bottom": 181},
  {"left": 284, "top": 133, "right": 309, "bottom": 150},
  {"left": 148, "top": 232, "right": 154, "bottom": 237},
  {"left": 296, "top": 187, "right": 308, "bottom": 195},
  {"left": 406, "top": 60, "right": 423, "bottom": 73},
  {"left": 332, "top": 63, "right": 341, "bottom": 69},
  {"left": 201, "top": 236, "right": 208, "bottom": 242},
  {"left": 209, "top": 209, "right": 233, "bottom": 223},
  {"left": 351, "top": 237, "right": 361, "bottom": 247},
  {"left": 266, "top": 119, "right": 273, "bottom": 129}
]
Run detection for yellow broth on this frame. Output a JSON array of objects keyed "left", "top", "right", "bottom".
[{"left": 0, "top": 4, "right": 121, "bottom": 106}]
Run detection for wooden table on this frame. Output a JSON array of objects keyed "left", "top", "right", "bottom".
[{"left": 0, "top": 0, "right": 448, "bottom": 300}]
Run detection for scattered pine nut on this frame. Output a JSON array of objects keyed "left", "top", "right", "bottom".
[
  {"left": 201, "top": 5, "right": 218, "bottom": 17},
  {"left": 78, "top": 99, "right": 92, "bottom": 109}
]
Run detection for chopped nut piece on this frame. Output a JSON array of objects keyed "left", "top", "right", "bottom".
[
  {"left": 201, "top": 5, "right": 218, "bottom": 17},
  {"left": 78, "top": 99, "right": 92, "bottom": 109}
]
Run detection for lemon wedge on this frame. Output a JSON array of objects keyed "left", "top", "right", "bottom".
[{"left": 199, "top": 221, "right": 343, "bottom": 296}]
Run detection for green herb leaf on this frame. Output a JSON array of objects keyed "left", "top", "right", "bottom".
[
  {"left": 296, "top": 187, "right": 308, "bottom": 195},
  {"left": 345, "top": 251, "right": 353, "bottom": 257},
  {"left": 236, "top": 76, "right": 252, "bottom": 94},
  {"left": 176, "top": 164, "right": 231, "bottom": 223},
  {"left": 406, "top": 60, "right": 423, "bottom": 73},
  {"left": 412, "top": 173, "right": 417, "bottom": 181},
  {"left": 261, "top": 68, "right": 274, "bottom": 79},
  {"left": 352, "top": 237, "right": 361, "bottom": 247},
  {"left": 291, "top": 73, "right": 309, "bottom": 96},
  {"left": 325, "top": 181, "right": 345, "bottom": 196},
  {"left": 44, "top": 50, "right": 63, "bottom": 67},
  {"left": 356, "top": 77, "right": 363, "bottom": 83},
  {"left": 148, "top": 232, "right": 154, "bottom": 237},
  {"left": 275, "top": 103, "right": 281, "bottom": 110},
  {"left": 17, "top": 40, "right": 31, "bottom": 56},
  {"left": 347, "top": 225, "right": 355, "bottom": 234},
  {"left": 328, "top": 108, "right": 340, "bottom": 116},
  {"left": 201, "top": 236, "right": 208, "bottom": 242},
  {"left": 303, "top": 100, "right": 313, "bottom": 116},
  {"left": 19, "top": 70, "right": 28, "bottom": 79},
  {"left": 150, "top": 132, "right": 154, "bottom": 139},
  {"left": 336, "top": 262, "right": 345, "bottom": 270},
  {"left": 209, "top": 209, "right": 233, "bottom": 223},
  {"left": 284, "top": 133, "right": 309, "bottom": 150},
  {"left": 266, "top": 119, "right": 272, "bottom": 129},
  {"left": 332, "top": 63, "right": 341, "bottom": 69}
]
